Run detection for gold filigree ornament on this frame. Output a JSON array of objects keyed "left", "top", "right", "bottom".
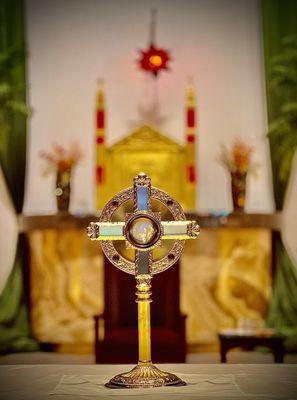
[
  {"left": 187, "top": 221, "right": 201, "bottom": 238},
  {"left": 87, "top": 173, "right": 200, "bottom": 388}
]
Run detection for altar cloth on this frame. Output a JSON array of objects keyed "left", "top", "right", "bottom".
[
  {"left": 50, "top": 373, "right": 242, "bottom": 397},
  {"left": 0, "top": 364, "right": 296, "bottom": 399}
]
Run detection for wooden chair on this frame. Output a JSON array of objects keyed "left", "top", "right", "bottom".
[{"left": 94, "top": 256, "right": 186, "bottom": 363}]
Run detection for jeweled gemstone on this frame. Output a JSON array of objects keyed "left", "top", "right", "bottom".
[{"left": 129, "top": 217, "right": 157, "bottom": 245}]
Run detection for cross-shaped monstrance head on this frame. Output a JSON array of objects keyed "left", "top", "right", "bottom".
[{"left": 87, "top": 173, "right": 200, "bottom": 276}]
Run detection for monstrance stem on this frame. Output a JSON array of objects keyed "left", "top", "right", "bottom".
[{"left": 136, "top": 274, "right": 152, "bottom": 366}]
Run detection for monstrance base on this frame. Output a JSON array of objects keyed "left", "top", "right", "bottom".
[{"left": 105, "top": 364, "right": 186, "bottom": 389}]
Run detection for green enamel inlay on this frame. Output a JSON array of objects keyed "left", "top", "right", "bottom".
[
  {"left": 100, "top": 224, "right": 124, "bottom": 237},
  {"left": 163, "top": 222, "right": 188, "bottom": 236}
]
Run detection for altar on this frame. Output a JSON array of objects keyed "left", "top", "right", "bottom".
[
  {"left": 0, "top": 363, "right": 296, "bottom": 399},
  {"left": 19, "top": 212, "right": 280, "bottom": 352}
]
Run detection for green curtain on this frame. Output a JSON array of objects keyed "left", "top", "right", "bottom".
[
  {"left": 0, "top": 0, "right": 37, "bottom": 353},
  {"left": 262, "top": 0, "right": 297, "bottom": 351}
]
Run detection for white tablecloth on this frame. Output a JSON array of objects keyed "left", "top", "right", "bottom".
[{"left": 0, "top": 364, "right": 296, "bottom": 399}]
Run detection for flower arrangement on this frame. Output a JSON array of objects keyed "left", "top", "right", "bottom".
[
  {"left": 39, "top": 142, "right": 83, "bottom": 212},
  {"left": 39, "top": 142, "right": 83, "bottom": 176},
  {"left": 218, "top": 138, "right": 255, "bottom": 175},
  {"left": 218, "top": 138, "right": 257, "bottom": 212}
]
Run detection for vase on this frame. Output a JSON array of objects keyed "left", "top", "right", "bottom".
[
  {"left": 231, "top": 171, "right": 247, "bottom": 213},
  {"left": 55, "top": 169, "right": 71, "bottom": 213}
]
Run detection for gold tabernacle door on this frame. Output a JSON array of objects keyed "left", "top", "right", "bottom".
[{"left": 97, "top": 125, "right": 196, "bottom": 211}]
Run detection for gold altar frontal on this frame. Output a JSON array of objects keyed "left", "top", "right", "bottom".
[{"left": 21, "top": 213, "right": 276, "bottom": 353}]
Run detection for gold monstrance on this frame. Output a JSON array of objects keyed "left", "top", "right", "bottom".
[{"left": 87, "top": 173, "right": 200, "bottom": 388}]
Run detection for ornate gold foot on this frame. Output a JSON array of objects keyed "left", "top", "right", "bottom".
[{"left": 105, "top": 364, "right": 186, "bottom": 388}]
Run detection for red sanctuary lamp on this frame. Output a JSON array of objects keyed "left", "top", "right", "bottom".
[
  {"left": 138, "top": 44, "right": 170, "bottom": 77},
  {"left": 138, "top": 9, "right": 171, "bottom": 77}
]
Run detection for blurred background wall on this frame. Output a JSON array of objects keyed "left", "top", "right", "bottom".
[{"left": 24, "top": 0, "right": 273, "bottom": 214}]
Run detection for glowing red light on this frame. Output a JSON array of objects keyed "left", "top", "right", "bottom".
[{"left": 138, "top": 44, "right": 170, "bottom": 77}]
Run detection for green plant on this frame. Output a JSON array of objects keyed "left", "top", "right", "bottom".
[
  {"left": 267, "top": 36, "right": 297, "bottom": 183},
  {"left": 0, "top": 46, "right": 29, "bottom": 158},
  {"left": 0, "top": 47, "right": 28, "bottom": 113},
  {"left": 0, "top": 47, "right": 28, "bottom": 143}
]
